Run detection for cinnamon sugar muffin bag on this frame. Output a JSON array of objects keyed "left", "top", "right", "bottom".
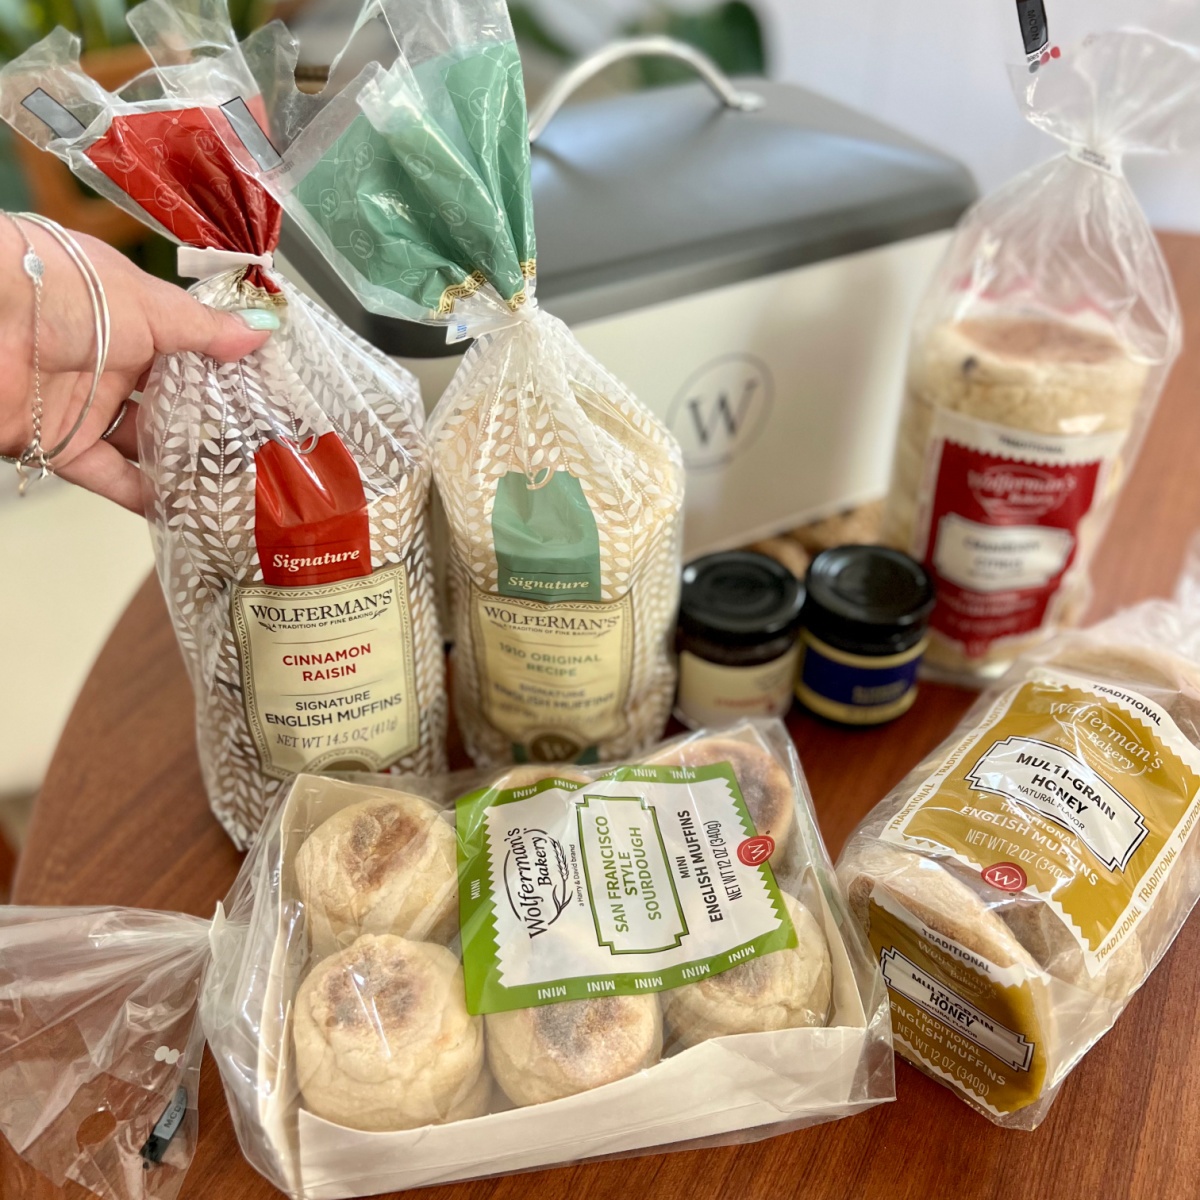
[
  {"left": 884, "top": 31, "right": 1200, "bottom": 684},
  {"left": 211, "top": 0, "right": 686, "bottom": 766},
  {"left": 0, "top": 25, "right": 445, "bottom": 847}
]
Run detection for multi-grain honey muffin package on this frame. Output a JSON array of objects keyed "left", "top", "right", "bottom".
[
  {"left": 0, "top": 15, "right": 447, "bottom": 849},
  {"left": 0, "top": 720, "right": 893, "bottom": 1198},
  {"left": 206, "top": 0, "right": 686, "bottom": 768},
  {"left": 883, "top": 30, "right": 1200, "bottom": 685},
  {"left": 837, "top": 539, "right": 1200, "bottom": 1128}
]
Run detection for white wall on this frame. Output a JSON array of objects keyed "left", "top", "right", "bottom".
[{"left": 757, "top": 0, "right": 1200, "bottom": 232}]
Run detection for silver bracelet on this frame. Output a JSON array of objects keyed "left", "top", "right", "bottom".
[{"left": 1, "top": 212, "right": 111, "bottom": 493}]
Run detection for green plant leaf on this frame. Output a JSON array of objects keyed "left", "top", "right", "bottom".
[
  {"left": 627, "top": 1, "right": 766, "bottom": 88},
  {"left": 508, "top": 1, "right": 573, "bottom": 60}
]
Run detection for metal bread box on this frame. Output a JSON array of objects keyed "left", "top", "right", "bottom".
[{"left": 278, "top": 46, "right": 977, "bottom": 556}]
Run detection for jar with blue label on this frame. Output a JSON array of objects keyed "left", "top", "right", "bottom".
[{"left": 796, "top": 546, "right": 935, "bottom": 726}]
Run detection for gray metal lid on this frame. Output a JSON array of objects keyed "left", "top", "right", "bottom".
[{"left": 279, "top": 76, "right": 976, "bottom": 357}]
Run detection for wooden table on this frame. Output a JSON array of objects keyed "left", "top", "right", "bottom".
[{"left": 6, "top": 234, "right": 1200, "bottom": 1200}]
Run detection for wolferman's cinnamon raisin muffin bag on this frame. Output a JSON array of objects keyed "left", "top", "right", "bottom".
[{"left": 0, "top": 23, "right": 446, "bottom": 847}]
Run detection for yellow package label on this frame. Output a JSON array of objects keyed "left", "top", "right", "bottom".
[
  {"left": 469, "top": 586, "right": 633, "bottom": 758},
  {"left": 867, "top": 889, "right": 1048, "bottom": 1115},
  {"left": 882, "top": 667, "right": 1200, "bottom": 976}
]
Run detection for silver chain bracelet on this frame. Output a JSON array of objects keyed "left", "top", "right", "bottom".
[{"left": 1, "top": 211, "right": 111, "bottom": 494}]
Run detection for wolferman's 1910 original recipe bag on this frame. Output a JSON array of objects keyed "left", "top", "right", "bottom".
[
  {"left": 211, "top": 0, "right": 686, "bottom": 767},
  {"left": 0, "top": 16, "right": 446, "bottom": 847}
]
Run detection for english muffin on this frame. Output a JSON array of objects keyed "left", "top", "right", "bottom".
[
  {"left": 293, "top": 934, "right": 486, "bottom": 1131},
  {"left": 296, "top": 791, "right": 458, "bottom": 956},
  {"left": 663, "top": 892, "right": 831, "bottom": 1048},
  {"left": 486, "top": 994, "right": 662, "bottom": 1107}
]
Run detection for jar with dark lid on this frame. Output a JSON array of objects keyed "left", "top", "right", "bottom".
[
  {"left": 796, "top": 545, "right": 935, "bottom": 726},
  {"left": 675, "top": 551, "right": 804, "bottom": 729}
]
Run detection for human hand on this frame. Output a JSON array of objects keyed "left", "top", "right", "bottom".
[{"left": 0, "top": 215, "right": 277, "bottom": 513}]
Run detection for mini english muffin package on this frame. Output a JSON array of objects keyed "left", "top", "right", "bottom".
[
  {"left": 0, "top": 720, "right": 892, "bottom": 1199},
  {"left": 882, "top": 30, "right": 1200, "bottom": 685},
  {"left": 837, "top": 539, "right": 1200, "bottom": 1128},
  {"left": 0, "top": 11, "right": 447, "bottom": 849}
]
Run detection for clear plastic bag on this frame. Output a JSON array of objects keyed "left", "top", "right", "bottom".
[
  {"left": 210, "top": 0, "right": 687, "bottom": 767},
  {"left": 882, "top": 29, "right": 1200, "bottom": 684},
  {"left": 0, "top": 720, "right": 892, "bottom": 1199},
  {"left": 0, "top": 908, "right": 210, "bottom": 1200},
  {"left": 0, "top": 23, "right": 446, "bottom": 848},
  {"left": 836, "top": 536, "right": 1200, "bottom": 1127}
]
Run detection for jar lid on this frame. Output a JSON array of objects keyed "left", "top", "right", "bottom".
[
  {"left": 802, "top": 545, "right": 935, "bottom": 656},
  {"left": 679, "top": 551, "right": 804, "bottom": 647}
]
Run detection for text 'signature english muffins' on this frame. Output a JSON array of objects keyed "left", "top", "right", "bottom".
[{"left": 883, "top": 32, "right": 1200, "bottom": 684}]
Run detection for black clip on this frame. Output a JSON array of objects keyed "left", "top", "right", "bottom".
[{"left": 140, "top": 1086, "right": 188, "bottom": 1168}]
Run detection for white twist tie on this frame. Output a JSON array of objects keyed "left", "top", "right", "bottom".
[{"left": 177, "top": 246, "right": 275, "bottom": 280}]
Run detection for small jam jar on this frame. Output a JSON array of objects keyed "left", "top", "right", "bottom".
[
  {"left": 675, "top": 551, "right": 804, "bottom": 730},
  {"left": 795, "top": 545, "right": 935, "bottom": 726}
]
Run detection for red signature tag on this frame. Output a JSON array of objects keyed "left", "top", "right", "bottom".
[{"left": 254, "top": 434, "right": 372, "bottom": 587}]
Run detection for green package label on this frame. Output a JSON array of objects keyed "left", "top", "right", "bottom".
[
  {"left": 494, "top": 470, "right": 601, "bottom": 603},
  {"left": 456, "top": 764, "right": 796, "bottom": 1013}
]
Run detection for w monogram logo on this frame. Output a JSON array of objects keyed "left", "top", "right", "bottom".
[
  {"left": 687, "top": 382, "right": 758, "bottom": 446},
  {"left": 668, "top": 354, "right": 773, "bottom": 470}
]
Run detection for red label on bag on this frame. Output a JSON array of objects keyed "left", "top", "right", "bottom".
[
  {"left": 254, "top": 434, "right": 372, "bottom": 587},
  {"left": 982, "top": 862, "right": 1028, "bottom": 892},
  {"left": 915, "top": 413, "right": 1122, "bottom": 659}
]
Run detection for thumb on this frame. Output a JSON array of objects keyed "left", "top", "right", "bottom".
[{"left": 148, "top": 283, "right": 277, "bottom": 363}]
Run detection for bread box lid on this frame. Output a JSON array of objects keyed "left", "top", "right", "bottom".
[{"left": 278, "top": 74, "right": 976, "bottom": 357}]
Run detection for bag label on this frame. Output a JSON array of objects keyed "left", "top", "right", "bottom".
[
  {"left": 470, "top": 586, "right": 633, "bottom": 762},
  {"left": 456, "top": 764, "right": 795, "bottom": 1014},
  {"left": 964, "top": 735, "right": 1148, "bottom": 871},
  {"left": 676, "top": 646, "right": 799, "bottom": 728},
  {"left": 879, "top": 947, "right": 1033, "bottom": 1071},
  {"left": 231, "top": 564, "right": 419, "bottom": 778},
  {"left": 253, "top": 433, "right": 373, "bottom": 588},
  {"left": 881, "top": 667, "right": 1200, "bottom": 975},
  {"left": 912, "top": 411, "right": 1123, "bottom": 658},
  {"left": 867, "top": 888, "right": 1047, "bottom": 1115}
]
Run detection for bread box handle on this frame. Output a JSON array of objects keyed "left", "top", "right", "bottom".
[{"left": 528, "top": 35, "right": 765, "bottom": 143}]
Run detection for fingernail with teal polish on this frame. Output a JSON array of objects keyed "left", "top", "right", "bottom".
[{"left": 234, "top": 308, "right": 280, "bottom": 331}]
